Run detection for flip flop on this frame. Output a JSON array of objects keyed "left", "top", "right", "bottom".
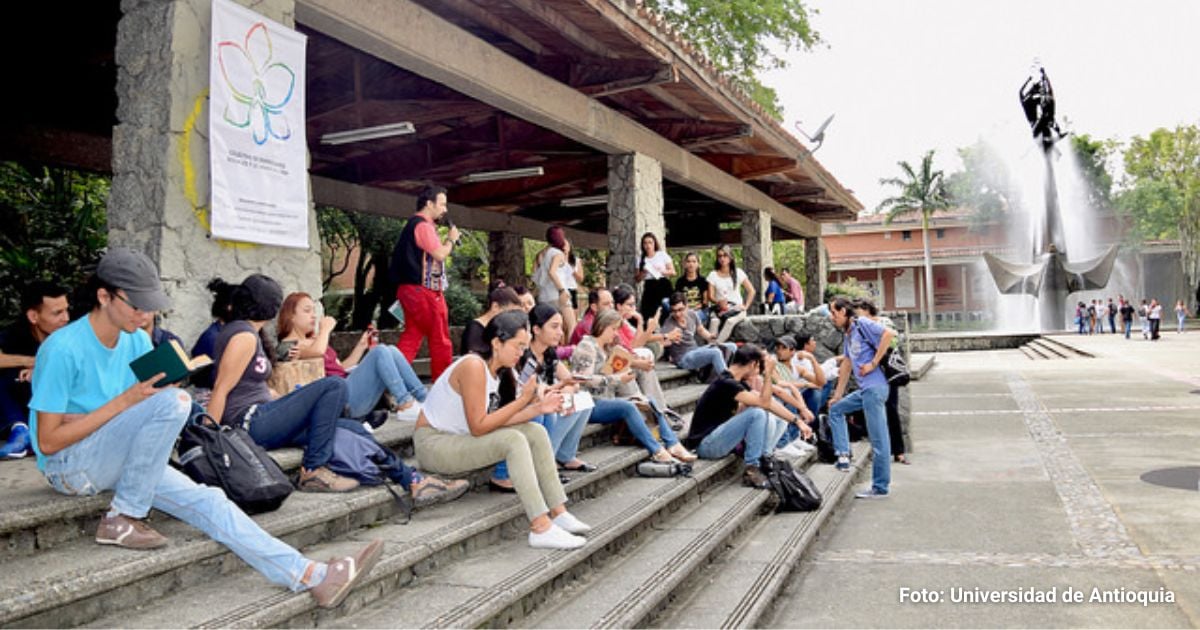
[{"left": 558, "top": 460, "right": 598, "bottom": 473}]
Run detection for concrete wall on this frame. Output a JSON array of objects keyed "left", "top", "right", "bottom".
[{"left": 110, "top": 0, "right": 322, "bottom": 346}]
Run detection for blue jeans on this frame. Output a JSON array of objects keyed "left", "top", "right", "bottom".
[
  {"left": 42, "top": 390, "right": 313, "bottom": 591},
  {"left": 829, "top": 384, "right": 891, "bottom": 493},
  {"left": 691, "top": 308, "right": 710, "bottom": 326},
  {"left": 1123, "top": 319, "right": 1132, "bottom": 338},
  {"left": 345, "top": 345, "right": 427, "bottom": 418},
  {"left": 589, "top": 398, "right": 678, "bottom": 455},
  {"left": 493, "top": 408, "right": 592, "bottom": 480},
  {"left": 245, "top": 376, "right": 346, "bottom": 471},
  {"left": 675, "top": 344, "right": 736, "bottom": 375},
  {"left": 696, "top": 407, "right": 774, "bottom": 466}
]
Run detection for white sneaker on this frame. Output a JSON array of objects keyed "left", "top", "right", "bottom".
[
  {"left": 394, "top": 402, "right": 422, "bottom": 422},
  {"left": 529, "top": 523, "right": 586, "bottom": 550},
  {"left": 775, "top": 442, "right": 807, "bottom": 461},
  {"left": 552, "top": 512, "right": 592, "bottom": 535}
]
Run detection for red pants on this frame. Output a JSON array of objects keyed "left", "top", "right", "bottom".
[{"left": 395, "top": 284, "right": 453, "bottom": 381}]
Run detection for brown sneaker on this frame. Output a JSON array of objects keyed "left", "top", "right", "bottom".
[
  {"left": 298, "top": 466, "right": 359, "bottom": 493},
  {"left": 95, "top": 513, "right": 169, "bottom": 549},
  {"left": 742, "top": 465, "right": 770, "bottom": 489},
  {"left": 411, "top": 474, "right": 469, "bottom": 508},
  {"left": 310, "top": 539, "right": 385, "bottom": 609}
]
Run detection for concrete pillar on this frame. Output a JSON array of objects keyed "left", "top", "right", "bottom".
[
  {"left": 741, "top": 209, "right": 774, "bottom": 307},
  {"left": 110, "top": 0, "right": 320, "bottom": 345},
  {"left": 804, "top": 236, "right": 825, "bottom": 310},
  {"left": 607, "top": 153, "right": 665, "bottom": 290},
  {"left": 488, "top": 230, "right": 525, "bottom": 287}
]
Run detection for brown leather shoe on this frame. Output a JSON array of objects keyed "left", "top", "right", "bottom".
[
  {"left": 95, "top": 513, "right": 168, "bottom": 549},
  {"left": 742, "top": 465, "right": 770, "bottom": 489},
  {"left": 298, "top": 466, "right": 359, "bottom": 493},
  {"left": 310, "top": 539, "right": 384, "bottom": 608}
]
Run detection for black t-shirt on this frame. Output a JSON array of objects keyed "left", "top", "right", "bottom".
[
  {"left": 0, "top": 322, "right": 40, "bottom": 422},
  {"left": 461, "top": 320, "right": 487, "bottom": 356},
  {"left": 684, "top": 371, "right": 750, "bottom": 449},
  {"left": 675, "top": 275, "right": 709, "bottom": 310},
  {"left": 1120, "top": 303, "right": 1135, "bottom": 321}
]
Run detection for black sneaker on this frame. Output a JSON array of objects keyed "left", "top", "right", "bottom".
[
  {"left": 363, "top": 409, "right": 389, "bottom": 430},
  {"left": 742, "top": 465, "right": 770, "bottom": 489}
]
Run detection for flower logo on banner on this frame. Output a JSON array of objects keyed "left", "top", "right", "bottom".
[{"left": 217, "top": 22, "right": 295, "bottom": 145}]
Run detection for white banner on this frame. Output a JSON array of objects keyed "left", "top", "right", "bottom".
[
  {"left": 209, "top": 0, "right": 309, "bottom": 248},
  {"left": 894, "top": 268, "right": 916, "bottom": 308}
]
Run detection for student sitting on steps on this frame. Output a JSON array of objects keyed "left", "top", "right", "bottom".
[
  {"left": 413, "top": 310, "right": 593, "bottom": 550},
  {"left": 28, "top": 248, "right": 381, "bottom": 608}
]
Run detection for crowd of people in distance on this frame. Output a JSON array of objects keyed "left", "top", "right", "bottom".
[
  {"left": 0, "top": 184, "right": 951, "bottom": 606},
  {"left": 1074, "top": 295, "right": 1190, "bottom": 340}
]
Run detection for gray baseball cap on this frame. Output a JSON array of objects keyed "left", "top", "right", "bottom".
[{"left": 96, "top": 248, "right": 171, "bottom": 312}]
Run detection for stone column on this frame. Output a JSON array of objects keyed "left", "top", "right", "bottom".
[
  {"left": 741, "top": 209, "right": 774, "bottom": 307},
  {"left": 607, "top": 153, "right": 665, "bottom": 291},
  {"left": 804, "top": 236, "right": 825, "bottom": 311},
  {"left": 110, "top": 0, "right": 320, "bottom": 344},
  {"left": 488, "top": 230, "right": 525, "bottom": 287}
]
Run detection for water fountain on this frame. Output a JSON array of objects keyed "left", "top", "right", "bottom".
[{"left": 982, "top": 66, "right": 1120, "bottom": 331}]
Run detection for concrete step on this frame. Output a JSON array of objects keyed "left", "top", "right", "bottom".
[
  {"left": 1019, "top": 341, "right": 1051, "bottom": 360},
  {"left": 1026, "top": 338, "right": 1070, "bottom": 359},
  {"left": 0, "top": 439, "right": 643, "bottom": 628},
  {"left": 654, "top": 441, "right": 870, "bottom": 629},
  {"left": 1038, "top": 335, "right": 1095, "bottom": 358},
  {"left": 327, "top": 457, "right": 741, "bottom": 630},
  {"left": 524, "top": 456, "right": 813, "bottom": 629}
]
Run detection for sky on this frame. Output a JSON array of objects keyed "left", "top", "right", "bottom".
[{"left": 761, "top": 0, "right": 1200, "bottom": 214}]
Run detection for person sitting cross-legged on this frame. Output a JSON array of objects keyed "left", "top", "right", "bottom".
[
  {"left": 660, "top": 292, "right": 736, "bottom": 381},
  {"left": 683, "top": 344, "right": 811, "bottom": 488},
  {"left": 29, "top": 248, "right": 381, "bottom": 609}
]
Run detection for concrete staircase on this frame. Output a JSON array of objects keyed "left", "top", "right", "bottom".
[
  {"left": 1019, "top": 336, "right": 1093, "bottom": 360},
  {"left": 0, "top": 364, "right": 869, "bottom": 629}
]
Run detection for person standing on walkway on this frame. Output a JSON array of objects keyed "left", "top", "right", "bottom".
[
  {"left": 827, "top": 297, "right": 895, "bottom": 499},
  {"left": 389, "top": 184, "right": 459, "bottom": 381},
  {"left": 29, "top": 249, "right": 381, "bottom": 608},
  {"left": 1175, "top": 299, "right": 1189, "bottom": 333},
  {"left": 1139, "top": 299, "right": 1150, "bottom": 339},
  {"left": 1106, "top": 297, "right": 1117, "bottom": 334},
  {"left": 634, "top": 232, "right": 675, "bottom": 324},
  {"left": 1149, "top": 298, "right": 1163, "bottom": 340},
  {"left": 1119, "top": 298, "right": 1135, "bottom": 339}
]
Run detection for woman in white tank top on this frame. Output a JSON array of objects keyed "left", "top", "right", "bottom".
[{"left": 413, "top": 311, "right": 593, "bottom": 550}]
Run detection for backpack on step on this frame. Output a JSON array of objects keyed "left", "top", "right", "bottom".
[
  {"left": 175, "top": 415, "right": 294, "bottom": 515},
  {"left": 326, "top": 426, "right": 414, "bottom": 522},
  {"left": 760, "top": 455, "right": 823, "bottom": 512}
]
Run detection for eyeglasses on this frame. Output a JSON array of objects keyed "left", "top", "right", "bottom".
[
  {"left": 111, "top": 291, "right": 146, "bottom": 313},
  {"left": 670, "top": 306, "right": 687, "bottom": 313}
]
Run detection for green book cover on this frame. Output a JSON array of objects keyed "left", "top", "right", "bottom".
[{"left": 130, "top": 339, "right": 212, "bottom": 387}]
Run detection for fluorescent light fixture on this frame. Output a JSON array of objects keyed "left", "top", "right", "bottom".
[
  {"left": 460, "top": 166, "right": 545, "bottom": 183},
  {"left": 560, "top": 194, "right": 608, "bottom": 208},
  {"left": 320, "top": 122, "right": 416, "bottom": 145}
]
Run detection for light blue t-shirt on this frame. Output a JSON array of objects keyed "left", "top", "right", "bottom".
[
  {"left": 28, "top": 316, "right": 152, "bottom": 470},
  {"left": 843, "top": 316, "right": 888, "bottom": 390}
]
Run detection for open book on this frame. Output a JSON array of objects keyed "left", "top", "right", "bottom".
[
  {"left": 130, "top": 339, "right": 213, "bottom": 387},
  {"left": 599, "top": 345, "right": 634, "bottom": 376}
]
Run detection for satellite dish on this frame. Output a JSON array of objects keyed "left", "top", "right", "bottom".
[{"left": 794, "top": 114, "right": 835, "bottom": 150}]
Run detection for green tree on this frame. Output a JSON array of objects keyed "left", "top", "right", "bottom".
[
  {"left": 878, "top": 150, "right": 951, "bottom": 329},
  {"left": 945, "top": 139, "right": 1017, "bottom": 230},
  {"left": 1117, "top": 124, "right": 1200, "bottom": 308},
  {"left": 644, "top": 0, "right": 820, "bottom": 119},
  {"left": 0, "top": 162, "right": 109, "bottom": 324},
  {"left": 1069, "top": 133, "right": 1115, "bottom": 211}
]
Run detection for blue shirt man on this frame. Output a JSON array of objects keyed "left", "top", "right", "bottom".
[{"left": 827, "top": 298, "right": 894, "bottom": 499}]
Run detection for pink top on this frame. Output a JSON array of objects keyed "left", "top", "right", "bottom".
[
  {"left": 414, "top": 220, "right": 441, "bottom": 254},
  {"left": 786, "top": 277, "right": 804, "bottom": 308},
  {"left": 323, "top": 345, "right": 348, "bottom": 378}
]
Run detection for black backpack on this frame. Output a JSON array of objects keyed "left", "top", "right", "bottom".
[
  {"left": 760, "top": 455, "right": 823, "bottom": 512},
  {"left": 176, "top": 416, "right": 294, "bottom": 515}
]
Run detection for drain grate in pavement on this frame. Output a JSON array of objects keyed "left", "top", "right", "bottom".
[{"left": 1140, "top": 466, "right": 1200, "bottom": 491}]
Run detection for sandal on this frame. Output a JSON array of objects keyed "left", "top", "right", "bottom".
[
  {"left": 651, "top": 450, "right": 679, "bottom": 464},
  {"left": 893, "top": 454, "right": 911, "bottom": 465},
  {"left": 487, "top": 478, "right": 516, "bottom": 494},
  {"left": 558, "top": 460, "right": 598, "bottom": 473},
  {"left": 667, "top": 445, "right": 698, "bottom": 463}
]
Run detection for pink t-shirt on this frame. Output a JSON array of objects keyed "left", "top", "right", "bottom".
[
  {"left": 323, "top": 345, "right": 348, "bottom": 378},
  {"left": 413, "top": 220, "right": 441, "bottom": 254},
  {"left": 786, "top": 277, "right": 804, "bottom": 308}
]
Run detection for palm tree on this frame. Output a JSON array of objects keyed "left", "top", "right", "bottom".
[{"left": 878, "top": 150, "right": 952, "bottom": 330}]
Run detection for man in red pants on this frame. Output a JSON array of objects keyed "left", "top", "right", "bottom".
[{"left": 389, "top": 185, "right": 460, "bottom": 381}]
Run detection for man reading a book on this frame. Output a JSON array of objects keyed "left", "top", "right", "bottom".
[
  {"left": 0, "top": 281, "right": 70, "bottom": 459},
  {"left": 27, "top": 248, "right": 381, "bottom": 608}
]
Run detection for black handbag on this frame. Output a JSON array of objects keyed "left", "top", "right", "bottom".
[
  {"left": 881, "top": 348, "right": 911, "bottom": 386},
  {"left": 175, "top": 415, "right": 294, "bottom": 515},
  {"left": 760, "top": 456, "right": 823, "bottom": 512}
]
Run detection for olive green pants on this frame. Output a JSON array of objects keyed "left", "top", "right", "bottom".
[{"left": 413, "top": 423, "right": 567, "bottom": 520}]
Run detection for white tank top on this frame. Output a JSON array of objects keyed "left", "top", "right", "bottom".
[{"left": 422, "top": 354, "right": 500, "bottom": 435}]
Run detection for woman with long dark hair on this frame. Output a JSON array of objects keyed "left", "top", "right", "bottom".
[
  {"left": 207, "top": 274, "right": 358, "bottom": 493},
  {"left": 706, "top": 245, "right": 755, "bottom": 343},
  {"left": 635, "top": 232, "right": 675, "bottom": 323},
  {"left": 533, "top": 226, "right": 578, "bottom": 337},
  {"left": 414, "top": 310, "right": 592, "bottom": 549}
]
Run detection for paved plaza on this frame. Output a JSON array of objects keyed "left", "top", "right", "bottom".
[{"left": 770, "top": 330, "right": 1200, "bottom": 628}]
